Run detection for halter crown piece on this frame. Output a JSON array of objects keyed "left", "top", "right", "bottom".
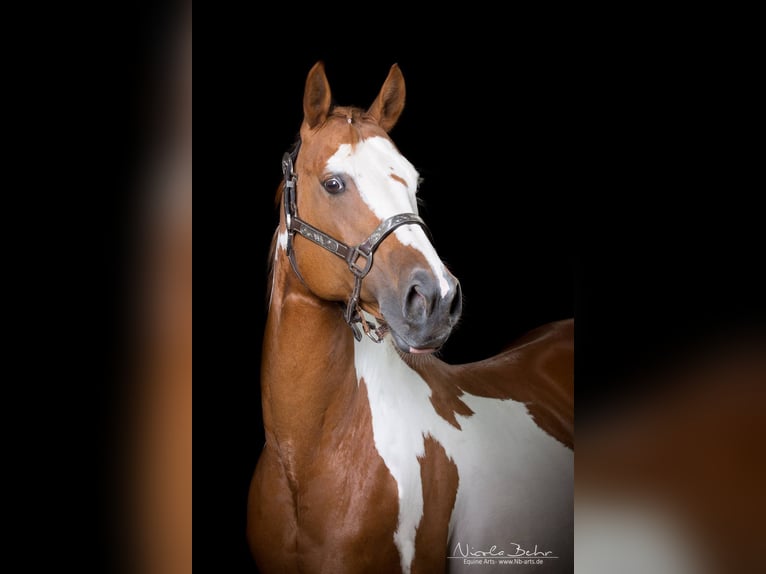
[{"left": 281, "top": 142, "right": 429, "bottom": 342}]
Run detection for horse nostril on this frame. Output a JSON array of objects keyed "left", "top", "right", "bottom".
[
  {"left": 404, "top": 284, "right": 428, "bottom": 321},
  {"left": 404, "top": 275, "right": 462, "bottom": 328}
]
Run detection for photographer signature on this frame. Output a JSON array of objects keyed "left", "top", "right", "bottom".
[{"left": 452, "top": 541, "right": 557, "bottom": 558}]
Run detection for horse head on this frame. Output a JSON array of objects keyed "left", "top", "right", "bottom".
[{"left": 282, "top": 62, "right": 462, "bottom": 354}]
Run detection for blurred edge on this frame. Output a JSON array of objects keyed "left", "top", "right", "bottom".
[
  {"left": 576, "top": 329, "right": 766, "bottom": 574},
  {"left": 123, "top": 4, "right": 191, "bottom": 574}
]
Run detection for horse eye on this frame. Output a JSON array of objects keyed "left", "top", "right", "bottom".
[{"left": 322, "top": 176, "right": 345, "bottom": 194}]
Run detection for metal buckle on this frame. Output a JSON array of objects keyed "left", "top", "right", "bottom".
[
  {"left": 282, "top": 152, "right": 297, "bottom": 231},
  {"left": 281, "top": 152, "right": 294, "bottom": 179},
  {"left": 349, "top": 305, "right": 387, "bottom": 344},
  {"left": 347, "top": 247, "right": 373, "bottom": 277},
  {"left": 350, "top": 321, "right": 363, "bottom": 341},
  {"left": 363, "top": 321, "right": 385, "bottom": 343}
]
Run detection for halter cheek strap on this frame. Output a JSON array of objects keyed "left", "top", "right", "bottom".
[{"left": 281, "top": 145, "right": 428, "bottom": 342}]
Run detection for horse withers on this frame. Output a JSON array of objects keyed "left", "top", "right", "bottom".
[{"left": 248, "top": 62, "right": 574, "bottom": 574}]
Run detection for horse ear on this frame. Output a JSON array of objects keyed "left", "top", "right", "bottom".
[
  {"left": 367, "top": 64, "right": 406, "bottom": 132},
  {"left": 303, "top": 61, "right": 332, "bottom": 130}
]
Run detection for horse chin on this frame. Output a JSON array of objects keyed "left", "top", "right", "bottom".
[
  {"left": 388, "top": 325, "right": 445, "bottom": 356},
  {"left": 376, "top": 300, "right": 453, "bottom": 355}
]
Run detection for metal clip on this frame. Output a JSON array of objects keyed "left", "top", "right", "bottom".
[
  {"left": 347, "top": 247, "right": 373, "bottom": 278},
  {"left": 350, "top": 322, "right": 363, "bottom": 342},
  {"left": 281, "top": 152, "right": 294, "bottom": 179}
]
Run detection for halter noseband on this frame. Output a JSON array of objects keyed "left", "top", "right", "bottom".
[{"left": 281, "top": 142, "right": 429, "bottom": 343}]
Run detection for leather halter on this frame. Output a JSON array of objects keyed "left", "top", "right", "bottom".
[{"left": 281, "top": 142, "right": 429, "bottom": 342}]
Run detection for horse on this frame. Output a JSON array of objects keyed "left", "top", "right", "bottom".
[{"left": 247, "top": 61, "right": 574, "bottom": 574}]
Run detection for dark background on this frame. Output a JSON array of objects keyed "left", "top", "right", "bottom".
[{"left": 197, "top": 39, "right": 763, "bottom": 573}]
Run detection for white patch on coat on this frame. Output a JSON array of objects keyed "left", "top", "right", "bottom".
[
  {"left": 269, "top": 229, "right": 289, "bottom": 309},
  {"left": 276, "top": 229, "right": 288, "bottom": 253},
  {"left": 325, "top": 136, "right": 451, "bottom": 297},
  {"left": 354, "top": 335, "right": 574, "bottom": 574}
]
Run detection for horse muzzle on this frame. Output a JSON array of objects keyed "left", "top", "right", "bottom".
[{"left": 384, "top": 268, "right": 463, "bottom": 354}]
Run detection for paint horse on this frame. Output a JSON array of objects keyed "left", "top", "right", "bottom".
[{"left": 248, "top": 62, "right": 574, "bottom": 574}]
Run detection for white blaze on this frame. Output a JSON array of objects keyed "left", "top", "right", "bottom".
[{"left": 325, "top": 136, "right": 451, "bottom": 297}]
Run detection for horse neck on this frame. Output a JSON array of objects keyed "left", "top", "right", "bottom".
[{"left": 261, "top": 236, "right": 359, "bottom": 469}]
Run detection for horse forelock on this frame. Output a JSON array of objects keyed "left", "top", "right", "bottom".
[{"left": 304, "top": 106, "right": 389, "bottom": 155}]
